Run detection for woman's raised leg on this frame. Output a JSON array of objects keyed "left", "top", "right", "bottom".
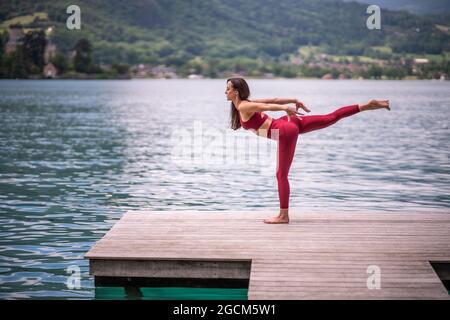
[
  {"left": 297, "top": 104, "right": 361, "bottom": 135},
  {"left": 297, "top": 100, "right": 390, "bottom": 135}
]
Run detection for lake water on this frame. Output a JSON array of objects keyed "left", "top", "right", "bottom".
[{"left": 0, "top": 79, "right": 449, "bottom": 299}]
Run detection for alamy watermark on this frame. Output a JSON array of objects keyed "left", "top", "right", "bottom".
[
  {"left": 66, "top": 265, "right": 81, "bottom": 289},
  {"left": 366, "top": 265, "right": 381, "bottom": 289},
  {"left": 366, "top": 5, "right": 381, "bottom": 30},
  {"left": 169, "top": 121, "right": 280, "bottom": 172},
  {"left": 66, "top": 5, "right": 81, "bottom": 30}
]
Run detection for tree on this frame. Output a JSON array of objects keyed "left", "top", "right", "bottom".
[
  {"left": 384, "top": 67, "right": 405, "bottom": 79},
  {"left": 111, "top": 62, "right": 130, "bottom": 74},
  {"left": 51, "top": 53, "right": 69, "bottom": 74},
  {"left": 73, "top": 38, "right": 93, "bottom": 73},
  {"left": 1, "top": 50, "right": 30, "bottom": 79},
  {"left": 0, "top": 30, "right": 8, "bottom": 60},
  {"left": 22, "top": 30, "right": 47, "bottom": 71},
  {"left": 367, "top": 65, "right": 383, "bottom": 79}
]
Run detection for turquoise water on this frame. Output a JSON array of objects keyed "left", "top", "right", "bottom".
[
  {"left": 95, "top": 287, "right": 247, "bottom": 300},
  {"left": 0, "top": 79, "right": 449, "bottom": 299}
]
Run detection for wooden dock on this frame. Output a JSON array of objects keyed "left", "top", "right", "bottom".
[{"left": 85, "top": 210, "right": 450, "bottom": 300}]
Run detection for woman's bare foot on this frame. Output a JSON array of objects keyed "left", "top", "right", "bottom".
[
  {"left": 264, "top": 215, "right": 289, "bottom": 224},
  {"left": 359, "top": 99, "right": 390, "bottom": 111},
  {"left": 264, "top": 209, "right": 289, "bottom": 224}
]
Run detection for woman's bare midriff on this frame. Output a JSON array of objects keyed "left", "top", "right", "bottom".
[{"left": 240, "top": 111, "right": 274, "bottom": 138}]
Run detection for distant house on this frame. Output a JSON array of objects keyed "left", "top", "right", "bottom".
[
  {"left": 188, "top": 74, "right": 203, "bottom": 79},
  {"left": 5, "top": 25, "right": 24, "bottom": 54},
  {"left": 135, "top": 63, "right": 151, "bottom": 77},
  {"left": 151, "top": 65, "right": 177, "bottom": 78},
  {"left": 43, "top": 63, "right": 58, "bottom": 78},
  {"left": 414, "top": 58, "right": 429, "bottom": 64}
]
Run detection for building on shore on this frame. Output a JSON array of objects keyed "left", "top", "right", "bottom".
[
  {"left": 187, "top": 74, "right": 203, "bottom": 79},
  {"left": 43, "top": 63, "right": 58, "bottom": 79},
  {"left": 150, "top": 65, "right": 178, "bottom": 78}
]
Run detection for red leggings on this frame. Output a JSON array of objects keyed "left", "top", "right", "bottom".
[{"left": 267, "top": 104, "right": 360, "bottom": 209}]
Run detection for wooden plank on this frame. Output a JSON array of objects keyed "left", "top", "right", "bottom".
[{"left": 85, "top": 210, "right": 450, "bottom": 300}]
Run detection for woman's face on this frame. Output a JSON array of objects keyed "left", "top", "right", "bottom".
[{"left": 225, "top": 81, "right": 238, "bottom": 101}]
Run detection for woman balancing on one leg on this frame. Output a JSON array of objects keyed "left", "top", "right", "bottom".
[{"left": 226, "top": 78, "right": 390, "bottom": 224}]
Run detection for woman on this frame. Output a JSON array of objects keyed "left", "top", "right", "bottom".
[{"left": 226, "top": 77, "right": 390, "bottom": 224}]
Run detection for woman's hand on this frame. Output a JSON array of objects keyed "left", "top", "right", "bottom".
[
  {"left": 295, "top": 100, "right": 311, "bottom": 113},
  {"left": 295, "top": 100, "right": 310, "bottom": 112},
  {"left": 284, "top": 105, "right": 303, "bottom": 116}
]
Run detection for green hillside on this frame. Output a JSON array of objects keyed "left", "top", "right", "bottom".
[{"left": 1, "top": 0, "right": 449, "bottom": 66}]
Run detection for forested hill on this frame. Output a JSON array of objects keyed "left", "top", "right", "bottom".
[{"left": 1, "top": 0, "right": 449, "bottom": 66}]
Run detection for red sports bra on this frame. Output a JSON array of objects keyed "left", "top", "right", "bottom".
[{"left": 239, "top": 111, "right": 268, "bottom": 130}]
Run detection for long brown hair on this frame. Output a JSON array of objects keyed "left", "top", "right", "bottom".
[{"left": 228, "top": 77, "right": 250, "bottom": 130}]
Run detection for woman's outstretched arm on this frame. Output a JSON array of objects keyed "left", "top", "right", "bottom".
[
  {"left": 238, "top": 101, "right": 301, "bottom": 116},
  {"left": 239, "top": 101, "right": 287, "bottom": 113},
  {"left": 250, "top": 98, "right": 297, "bottom": 104},
  {"left": 249, "top": 98, "right": 311, "bottom": 113}
]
